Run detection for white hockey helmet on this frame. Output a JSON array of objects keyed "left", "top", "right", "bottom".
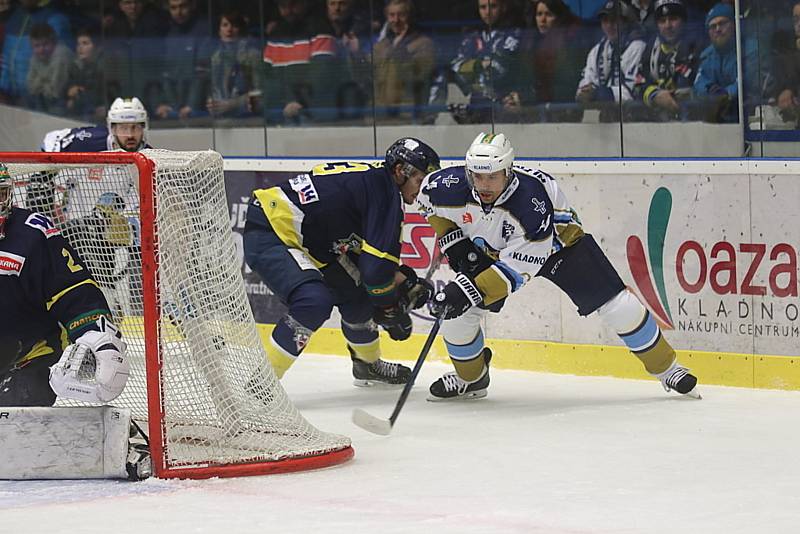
[
  {"left": 107, "top": 97, "right": 148, "bottom": 132},
  {"left": 465, "top": 132, "right": 515, "bottom": 185},
  {"left": 0, "top": 162, "right": 11, "bottom": 240}
]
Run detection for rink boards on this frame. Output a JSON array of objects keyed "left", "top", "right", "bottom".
[{"left": 224, "top": 158, "right": 800, "bottom": 390}]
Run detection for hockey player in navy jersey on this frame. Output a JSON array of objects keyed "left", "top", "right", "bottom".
[
  {"left": 41, "top": 97, "right": 151, "bottom": 153},
  {"left": 0, "top": 162, "right": 130, "bottom": 406},
  {"left": 418, "top": 132, "right": 700, "bottom": 400},
  {"left": 243, "top": 138, "right": 439, "bottom": 386}
]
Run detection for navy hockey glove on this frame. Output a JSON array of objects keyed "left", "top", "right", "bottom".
[
  {"left": 430, "top": 273, "right": 484, "bottom": 320},
  {"left": 438, "top": 228, "right": 493, "bottom": 275},
  {"left": 397, "top": 265, "right": 434, "bottom": 310},
  {"left": 374, "top": 304, "right": 413, "bottom": 341}
]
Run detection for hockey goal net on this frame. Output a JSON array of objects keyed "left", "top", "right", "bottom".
[{"left": 2, "top": 150, "right": 353, "bottom": 478}]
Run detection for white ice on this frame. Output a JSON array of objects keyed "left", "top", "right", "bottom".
[{"left": 2, "top": 354, "right": 800, "bottom": 534}]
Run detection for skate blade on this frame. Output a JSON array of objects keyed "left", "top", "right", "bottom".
[
  {"left": 353, "top": 379, "right": 405, "bottom": 388},
  {"left": 352, "top": 408, "right": 392, "bottom": 435},
  {"left": 426, "top": 390, "right": 488, "bottom": 402},
  {"left": 682, "top": 388, "right": 702, "bottom": 400}
]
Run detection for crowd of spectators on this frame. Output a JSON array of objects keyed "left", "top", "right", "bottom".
[{"left": 0, "top": 0, "right": 796, "bottom": 126}]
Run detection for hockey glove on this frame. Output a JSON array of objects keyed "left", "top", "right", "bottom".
[
  {"left": 374, "top": 304, "right": 413, "bottom": 341},
  {"left": 438, "top": 228, "right": 493, "bottom": 275},
  {"left": 49, "top": 317, "right": 130, "bottom": 403},
  {"left": 397, "top": 265, "right": 434, "bottom": 311},
  {"left": 430, "top": 273, "right": 484, "bottom": 320}
]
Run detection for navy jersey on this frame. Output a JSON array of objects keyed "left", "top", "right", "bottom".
[
  {"left": 0, "top": 207, "right": 111, "bottom": 374},
  {"left": 41, "top": 126, "right": 115, "bottom": 152},
  {"left": 418, "top": 165, "right": 583, "bottom": 305},
  {"left": 248, "top": 162, "right": 403, "bottom": 306},
  {"left": 41, "top": 125, "right": 153, "bottom": 152}
]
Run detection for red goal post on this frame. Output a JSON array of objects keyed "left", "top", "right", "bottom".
[{"left": 2, "top": 150, "right": 354, "bottom": 478}]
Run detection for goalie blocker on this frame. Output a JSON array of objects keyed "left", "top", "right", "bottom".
[{"left": 0, "top": 406, "right": 151, "bottom": 480}]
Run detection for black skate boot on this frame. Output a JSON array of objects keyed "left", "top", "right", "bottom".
[
  {"left": 657, "top": 361, "right": 701, "bottom": 399},
  {"left": 428, "top": 348, "right": 492, "bottom": 401},
  {"left": 350, "top": 347, "right": 411, "bottom": 386}
]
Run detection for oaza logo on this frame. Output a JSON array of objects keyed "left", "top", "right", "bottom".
[{"left": 626, "top": 187, "right": 798, "bottom": 330}]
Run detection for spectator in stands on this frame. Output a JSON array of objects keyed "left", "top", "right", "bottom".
[
  {"left": 631, "top": 0, "right": 656, "bottom": 35},
  {"left": 206, "top": 10, "right": 261, "bottom": 118},
  {"left": 442, "top": 0, "right": 524, "bottom": 123},
  {"left": 372, "top": 0, "right": 436, "bottom": 122},
  {"left": 770, "top": 2, "right": 800, "bottom": 125},
  {"left": 155, "top": 0, "right": 210, "bottom": 120},
  {"left": 65, "top": 27, "right": 110, "bottom": 122},
  {"left": 25, "top": 22, "right": 73, "bottom": 114},
  {"left": 0, "top": 0, "right": 71, "bottom": 103},
  {"left": 261, "top": 0, "right": 338, "bottom": 124},
  {"left": 633, "top": 0, "right": 702, "bottom": 120},
  {"left": 693, "top": 2, "right": 757, "bottom": 122},
  {"left": 576, "top": 0, "right": 646, "bottom": 110},
  {"left": 324, "top": 0, "right": 371, "bottom": 120},
  {"left": 508, "top": 0, "right": 586, "bottom": 121},
  {"left": 104, "top": 0, "right": 169, "bottom": 114}
]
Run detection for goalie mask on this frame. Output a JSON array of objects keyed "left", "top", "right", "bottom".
[
  {"left": 385, "top": 137, "right": 441, "bottom": 185},
  {"left": 465, "top": 132, "right": 515, "bottom": 203},
  {"left": 107, "top": 97, "right": 148, "bottom": 151},
  {"left": 0, "top": 162, "right": 12, "bottom": 240}
]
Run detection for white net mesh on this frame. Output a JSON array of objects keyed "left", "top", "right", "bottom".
[{"left": 6, "top": 150, "right": 351, "bottom": 474}]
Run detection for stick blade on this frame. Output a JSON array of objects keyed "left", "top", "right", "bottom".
[{"left": 351, "top": 408, "right": 393, "bottom": 435}]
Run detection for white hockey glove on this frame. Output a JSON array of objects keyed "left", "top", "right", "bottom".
[{"left": 49, "top": 317, "right": 130, "bottom": 403}]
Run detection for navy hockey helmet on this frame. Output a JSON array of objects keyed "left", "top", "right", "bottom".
[
  {"left": 385, "top": 138, "right": 440, "bottom": 182},
  {"left": 0, "top": 162, "right": 12, "bottom": 240}
]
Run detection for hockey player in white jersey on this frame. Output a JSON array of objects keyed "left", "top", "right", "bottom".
[
  {"left": 417, "top": 132, "right": 699, "bottom": 400},
  {"left": 41, "top": 97, "right": 151, "bottom": 153}
]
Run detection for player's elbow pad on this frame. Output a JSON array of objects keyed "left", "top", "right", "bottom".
[{"left": 438, "top": 228, "right": 493, "bottom": 275}]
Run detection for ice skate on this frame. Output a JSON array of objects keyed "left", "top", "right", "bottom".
[
  {"left": 350, "top": 348, "right": 411, "bottom": 386},
  {"left": 428, "top": 348, "right": 492, "bottom": 401},
  {"left": 657, "top": 361, "right": 701, "bottom": 399}
]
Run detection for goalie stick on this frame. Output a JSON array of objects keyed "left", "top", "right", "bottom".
[{"left": 352, "top": 311, "right": 446, "bottom": 435}]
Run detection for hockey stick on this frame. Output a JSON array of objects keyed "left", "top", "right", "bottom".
[{"left": 352, "top": 312, "right": 445, "bottom": 435}]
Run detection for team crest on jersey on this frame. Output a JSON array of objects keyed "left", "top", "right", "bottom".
[
  {"left": 531, "top": 197, "right": 546, "bottom": 214},
  {"left": 289, "top": 174, "right": 319, "bottom": 204},
  {"left": 501, "top": 220, "right": 515, "bottom": 241},
  {"left": 462, "top": 213, "right": 473, "bottom": 224},
  {"left": 25, "top": 213, "right": 60, "bottom": 238},
  {"left": 0, "top": 251, "right": 25, "bottom": 276},
  {"left": 442, "top": 174, "right": 459, "bottom": 187},
  {"left": 75, "top": 129, "right": 93, "bottom": 140}
]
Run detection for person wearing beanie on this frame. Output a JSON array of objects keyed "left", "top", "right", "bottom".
[
  {"left": 693, "top": 2, "right": 757, "bottom": 122},
  {"left": 633, "top": 0, "right": 702, "bottom": 120}
]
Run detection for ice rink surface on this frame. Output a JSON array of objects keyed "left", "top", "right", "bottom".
[{"left": 2, "top": 353, "right": 799, "bottom": 534}]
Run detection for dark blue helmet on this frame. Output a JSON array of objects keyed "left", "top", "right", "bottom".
[{"left": 385, "top": 138, "right": 440, "bottom": 175}]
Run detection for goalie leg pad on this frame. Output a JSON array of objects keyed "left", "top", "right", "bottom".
[{"left": 0, "top": 406, "right": 132, "bottom": 479}]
